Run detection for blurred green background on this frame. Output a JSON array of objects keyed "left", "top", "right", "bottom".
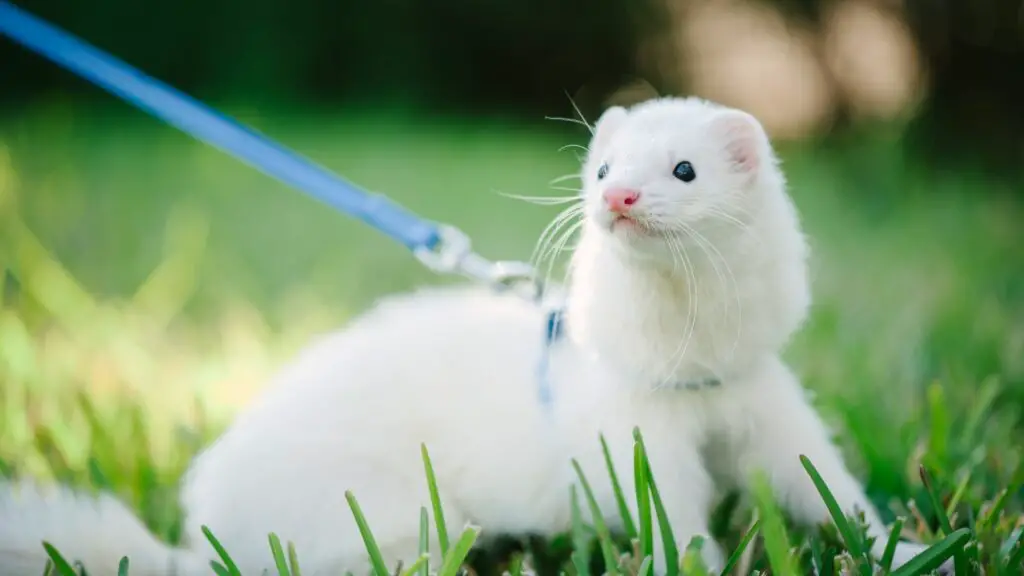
[{"left": 1, "top": 0, "right": 1023, "bottom": 549}]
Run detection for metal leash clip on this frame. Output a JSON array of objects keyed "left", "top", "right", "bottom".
[{"left": 414, "top": 224, "right": 544, "bottom": 301}]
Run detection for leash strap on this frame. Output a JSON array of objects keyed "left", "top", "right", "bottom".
[
  {"left": 0, "top": 1, "right": 437, "bottom": 252},
  {"left": 1, "top": 0, "right": 560, "bottom": 402},
  {"left": 0, "top": 1, "right": 540, "bottom": 293}
]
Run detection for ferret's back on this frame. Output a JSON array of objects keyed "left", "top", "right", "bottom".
[{"left": 177, "top": 285, "right": 556, "bottom": 567}]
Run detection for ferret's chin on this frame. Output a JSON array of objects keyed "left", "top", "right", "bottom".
[
  {"left": 591, "top": 216, "right": 674, "bottom": 258},
  {"left": 610, "top": 215, "right": 642, "bottom": 234},
  {"left": 603, "top": 215, "right": 660, "bottom": 238}
]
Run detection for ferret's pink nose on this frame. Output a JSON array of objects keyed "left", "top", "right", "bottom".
[{"left": 603, "top": 188, "right": 640, "bottom": 213}]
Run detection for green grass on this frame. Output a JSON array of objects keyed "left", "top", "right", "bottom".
[{"left": 1, "top": 103, "right": 1023, "bottom": 574}]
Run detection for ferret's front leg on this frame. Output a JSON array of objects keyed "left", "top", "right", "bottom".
[{"left": 728, "top": 360, "right": 945, "bottom": 572}]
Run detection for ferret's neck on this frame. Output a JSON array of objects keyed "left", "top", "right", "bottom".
[{"left": 564, "top": 194, "right": 810, "bottom": 389}]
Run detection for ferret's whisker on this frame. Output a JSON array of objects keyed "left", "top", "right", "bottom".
[
  {"left": 549, "top": 173, "right": 582, "bottom": 186},
  {"left": 530, "top": 204, "right": 584, "bottom": 271},
  {"left": 677, "top": 233, "right": 700, "bottom": 381},
  {"left": 531, "top": 205, "right": 583, "bottom": 264},
  {"left": 680, "top": 223, "right": 743, "bottom": 361},
  {"left": 653, "top": 234, "right": 689, "bottom": 390},
  {"left": 497, "top": 191, "right": 582, "bottom": 206},
  {"left": 679, "top": 224, "right": 728, "bottom": 302},
  {"left": 705, "top": 206, "right": 755, "bottom": 237},
  {"left": 530, "top": 207, "right": 578, "bottom": 266},
  {"left": 558, "top": 143, "right": 589, "bottom": 154},
  {"left": 545, "top": 116, "right": 592, "bottom": 132},
  {"left": 539, "top": 219, "right": 584, "bottom": 289},
  {"left": 709, "top": 209, "right": 749, "bottom": 231},
  {"left": 654, "top": 231, "right": 698, "bottom": 391},
  {"left": 538, "top": 213, "right": 583, "bottom": 264},
  {"left": 565, "top": 93, "right": 595, "bottom": 135}
]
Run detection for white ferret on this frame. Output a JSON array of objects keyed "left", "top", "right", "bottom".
[{"left": 0, "top": 97, "right": 942, "bottom": 575}]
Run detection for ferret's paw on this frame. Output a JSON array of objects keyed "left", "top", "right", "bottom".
[{"left": 888, "top": 541, "right": 954, "bottom": 575}]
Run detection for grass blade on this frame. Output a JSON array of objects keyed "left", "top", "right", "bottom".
[
  {"left": 401, "top": 554, "right": 430, "bottom": 576},
  {"left": 287, "top": 541, "right": 302, "bottom": 576},
  {"left": 569, "top": 551, "right": 589, "bottom": 576},
  {"left": 645, "top": 461, "right": 679, "bottom": 576},
  {"left": 879, "top": 517, "right": 904, "bottom": 572},
  {"left": 719, "top": 518, "right": 760, "bottom": 576},
  {"left": 808, "top": 534, "right": 827, "bottom": 576},
  {"left": 421, "top": 443, "right": 451, "bottom": 559},
  {"left": 633, "top": 438, "right": 654, "bottom": 562},
  {"left": 889, "top": 527, "right": 971, "bottom": 576},
  {"left": 438, "top": 525, "right": 481, "bottom": 576},
  {"left": 570, "top": 485, "right": 593, "bottom": 576},
  {"left": 978, "top": 461, "right": 1024, "bottom": 533},
  {"left": 999, "top": 526, "right": 1024, "bottom": 570},
  {"left": 34, "top": 428, "right": 74, "bottom": 485},
  {"left": 634, "top": 428, "right": 678, "bottom": 576},
  {"left": 919, "top": 465, "right": 966, "bottom": 574},
  {"left": 201, "top": 525, "right": 243, "bottom": 576},
  {"left": 601, "top": 434, "right": 638, "bottom": 541},
  {"left": 570, "top": 552, "right": 590, "bottom": 576},
  {"left": 345, "top": 490, "right": 392, "bottom": 576},
  {"left": 507, "top": 553, "right": 524, "bottom": 576},
  {"left": 637, "top": 556, "right": 653, "bottom": 576},
  {"left": 268, "top": 533, "right": 292, "bottom": 576},
  {"left": 572, "top": 458, "right": 621, "bottom": 575},
  {"left": 945, "top": 466, "right": 974, "bottom": 519},
  {"left": 85, "top": 458, "right": 110, "bottom": 493},
  {"left": 419, "top": 506, "right": 430, "bottom": 576},
  {"left": 960, "top": 377, "right": 1000, "bottom": 447},
  {"left": 799, "top": 455, "right": 869, "bottom": 569},
  {"left": 1005, "top": 537, "right": 1024, "bottom": 572},
  {"left": 919, "top": 466, "right": 954, "bottom": 535},
  {"left": 680, "top": 536, "right": 709, "bottom": 576},
  {"left": 750, "top": 471, "right": 798, "bottom": 576},
  {"left": 925, "top": 382, "right": 949, "bottom": 470},
  {"left": 0, "top": 456, "right": 14, "bottom": 479},
  {"left": 40, "top": 543, "right": 77, "bottom": 576}
]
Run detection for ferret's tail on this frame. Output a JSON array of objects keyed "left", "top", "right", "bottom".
[{"left": 0, "top": 481, "right": 210, "bottom": 576}]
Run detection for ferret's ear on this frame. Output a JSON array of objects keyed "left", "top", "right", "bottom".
[
  {"left": 707, "top": 110, "right": 766, "bottom": 176},
  {"left": 592, "top": 106, "right": 628, "bottom": 150}
]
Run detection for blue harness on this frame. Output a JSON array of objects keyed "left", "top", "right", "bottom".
[{"left": 536, "top": 307, "right": 566, "bottom": 405}]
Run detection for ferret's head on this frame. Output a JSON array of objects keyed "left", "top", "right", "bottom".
[{"left": 581, "top": 97, "right": 781, "bottom": 258}]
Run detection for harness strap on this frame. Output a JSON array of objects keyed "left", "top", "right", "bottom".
[{"left": 537, "top": 307, "right": 566, "bottom": 405}]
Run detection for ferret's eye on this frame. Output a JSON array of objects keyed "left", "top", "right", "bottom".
[
  {"left": 672, "top": 161, "right": 696, "bottom": 183},
  {"left": 597, "top": 163, "right": 609, "bottom": 180}
]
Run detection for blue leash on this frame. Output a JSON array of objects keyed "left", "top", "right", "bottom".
[
  {"left": 0, "top": 0, "right": 440, "bottom": 252},
  {"left": 0, "top": 0, "right": 558, "bottom": 401},
  {"left": 0, "top": 0, "right": 541, "bottom": 287}
]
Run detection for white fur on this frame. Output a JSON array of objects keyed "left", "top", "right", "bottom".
[{"left": 0, "top": 97, "right": 941, "bottom": 575}]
